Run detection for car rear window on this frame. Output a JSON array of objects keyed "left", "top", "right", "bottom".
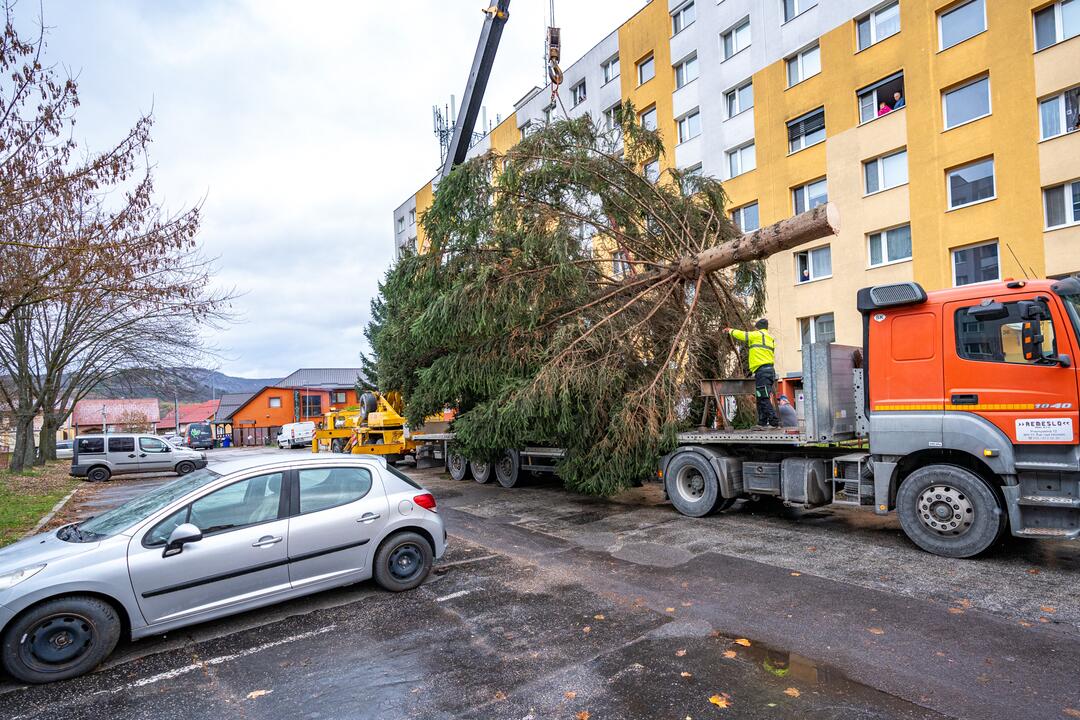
[
  {"left": 386, "top": 464, "right": 422, "bottom": 489},
  {"left": 77, "top": 438, "right": 105, "bottom": 454}
]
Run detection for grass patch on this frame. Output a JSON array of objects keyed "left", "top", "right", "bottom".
[{"left": 0, "top": 462, "right": 78, "bottom": 547}]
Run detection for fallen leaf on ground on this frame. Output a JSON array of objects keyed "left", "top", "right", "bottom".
[
  {"left": 593, "top": 614, "right": 605, "bottom": 620},
  {"left": 583, "top": 626, "right": 591, "bottom": 633},
  {"left": 681, "top": 671, "right": 693, "bottom": 678},
  {"left": 676, "top": 649, "right": 687, "bottom": 657},
  {"left": 1041, "top": 606, "right": 1056, "bottom": 613},
  {"left": 734, "top": 638, "right": 751, "bottom": 647},
  {"left": 666, "top": 607, "right": 676, "bottom": 613},
  {"left": 564, "top": 691, "right": 577, "bottom": 700},
  {"left": 1062, "top": 708, "right": 1080, "bottom": 718},
  {"left": 935, "top": 651, "right": 946, "bottom": 657},
  {"left": 958, "top": 599, "right": 972, "bottom": 609},
  {"left": 806, "top": 546, "right": 817, "bottom": 552},
  {"left": 682, "top": 601, "right": 693, "bottom": 607},
  {"left": 493, "top": 691, "right": 507, "bottom": 701},
  {"left": 1027, "top": 568, "right": 1040, "bottom": 575},
  {"left": 576, "top": 711, "right": 591, "bottom": 720},
  {"left": 790, "top": 572, "right": 801, "bottom": 577},
  {"left": 722, "top": 650, "right": 737, "bottom": 659},
  {"left": 1019, "top": 620, "right": 1033, "bottom": 628},
  {"left": 784, "top": 687, "right": 801, "bottom": 698},
  {"left": 709, "top": 693, "right": 732, "bottom": 709},
  {"left": 246, "top": 690, "right": 272, "bottom": 700},
  {"left": 868, "top": 627, "right": 885, "bottom": 635},
  {"left": 948, "top": 608, "right": 964, "bottom": 615},
  {"left": 1039, "top": 617, "right": 1051, "bottom": 624}
]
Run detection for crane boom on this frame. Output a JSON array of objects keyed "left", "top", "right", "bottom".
[{"left": 440, "top": 0, "right": 511, "bottom": 179}]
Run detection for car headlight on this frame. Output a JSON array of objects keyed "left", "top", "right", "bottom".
[{"left": 0, "top": 564, "right": 46, "bottom": 590}]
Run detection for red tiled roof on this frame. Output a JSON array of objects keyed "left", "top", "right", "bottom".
[
  {"left": 159, "top": 399, "right": 221, "bottom": 428},
  {"left": 72, "top": 398, "right": 161, "bottom": 427}
]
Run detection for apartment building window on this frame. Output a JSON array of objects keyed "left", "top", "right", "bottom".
[
  {"left": 640, "top": 106, "right": 657, "bottom": 131},
  {"left": 672, "top": 2, "right": 695, "bottom": 35},
  {"left": 858, "top": 72, "right": 905, "bottom": 123},
  {"left": 1044, "top": 180, "right": 1080, "bottom": 228},
  {"left": 796, "top": 245, "right": 832, "bottom": 283},
  {"left": 681, "top": 164, "right": 703, "bottom": 195},
  {"left": 939, "top": 0, "right": 985, "bottom": 50},
  {"left": 637, "top": 54, "right": 655, "bottom": 85},
  {"left": 784, "top": 0, "right": 818, "bottom": 23},
  {"left": 602, "top": 55, "right": 620, "bottom": 84},
  {"left": 675, "top": 54, "right": 699, "bottom": 89},
  {"left": 409, "top": 236, "right": 417, "bottom": 251},
  {"left": 408, "top": 209, "right": 416, "bottom": 225},
  {"left": 544, "top": 103, "right": 556, "bottom": 124},
  {"left": 571, "top": 80, "right": 587, "bottom": 107},
  {"left": 727, "top": 142, "right": 756, "bottom": 178},
  {"left": 644, "top": 158, "right": 660, "bottom": 183},
  {"left": 948, "top": 158, "right": 995, "bottom": 209},
  {"left": 786, "top": 44, "right": 820, "bottom": 88},
  {"left": 721, "top": 18, "right": 751, "bottom": 60},
  {"left": 857, "top": 2, "right": 900, "bottom": 50},
  {"left": 725, "top": 80, "right": 753, "bottom": 118},
  {"left": 612, "top": 250, "right": 632, "bottom": 278},
  {"left": 792, "top": 178, "right": 828, "bottom": 215},
  {"left": 1035, "top": 0, "right": 1079, "bottom": 51},
  {"left": 603, "top": 103, "right": 621, "bottom": 132},
  {"left": 952, "top": 241, "right": 999, "bottom": 286},
  {"left": 520, "top": 121, "right": 532, "bottom": 140},
  {"left": 787, "top": 107, "right": 825, "bottom": 153},
  {"left": 732, "top": 202, "right": 759, "bottom": 232},
  {"left": 677, "top": 110, "right": 701, "bottom": 143},
  {"left": 1040, "top": 87, "right": 1080, "bottom": 138},
  {"left": 396, "top": 216, "right": 405, "bottom": 233},
  {"left": 800, "top": 313, "right": 835, "bottom": 345},
  {"left": 864, "top": 149, "right": 908, "bottom": 194},
  {"left": 943, "top": 76, "right": 990, "bottom": 129},
  {"left": 269, "top": 397, "right": 282, "bottom": 408},
  {"left": 868, "top": 225, "right": 912, "bottom": 267}
]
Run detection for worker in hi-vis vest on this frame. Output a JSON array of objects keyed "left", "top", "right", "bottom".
[{"left": 724, "top": 319, "right": 779, "bottom": 428}]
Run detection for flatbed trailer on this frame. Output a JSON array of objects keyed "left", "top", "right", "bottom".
[{"left": 419, "top": 279, "right": 1080, "bottom": 559}]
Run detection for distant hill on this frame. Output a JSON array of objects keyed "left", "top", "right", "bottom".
[{"left": 94, "top": 368, "right": 279, "bottom": 403}]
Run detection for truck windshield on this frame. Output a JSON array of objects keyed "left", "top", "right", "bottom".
[
  {"left": 66, "top": 469, "right": 221, "bottom": 541},
  {"left": 1062, "top": 294, "right": 1080, "bottom": 341}
]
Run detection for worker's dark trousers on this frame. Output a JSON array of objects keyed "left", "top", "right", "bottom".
[{"left": 754, "top": 364, "right": 779, "bottom": 427}]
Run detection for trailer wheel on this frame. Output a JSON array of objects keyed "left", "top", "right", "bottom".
[
  {"left": 494, "top": 449, "right": 522, "bottom": 488},
  {"left": 897, "top": 464, "right": 1005, "bottom": 558},
  {"left": 665, "top": 452, "right": 728, "bottom": 517},
  {"left": 470, "top": 459, "right": 492, "bottom": 484},
  {"left": 447, "top": 452, "right": 470, "bottom": 481},
  {"left": 330, "top": 438, "right": 346, "bottom": 453}
]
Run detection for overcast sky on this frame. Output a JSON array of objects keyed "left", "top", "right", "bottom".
[{"left": 40, "top": 1, "right": 641, "bottom": 379}]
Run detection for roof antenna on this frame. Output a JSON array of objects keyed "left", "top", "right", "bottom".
[{"left": 1005, "top": 242, "right": 1035, "bottom": 280}]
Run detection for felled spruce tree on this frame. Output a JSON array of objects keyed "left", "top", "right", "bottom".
[{"left": 371, "top": 105, "right": 836, "bottom": 495}]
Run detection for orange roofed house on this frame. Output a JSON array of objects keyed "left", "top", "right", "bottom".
[
  {"left": 71, "top": 398, "right": 161, "bottom": 435},
  {"left": 158, "top": 399, "right": 221, "bottom": 437},
  {"left": 228, "top": 368, "right": 362, "bottom": 447}
]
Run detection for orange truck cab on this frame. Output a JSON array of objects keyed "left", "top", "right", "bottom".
[
  {"left": 657, "top": 276, "right": 1080, "bottom": 559},
  {"left": 859, "top": 276, "right": 1080, "bottom": 552}
]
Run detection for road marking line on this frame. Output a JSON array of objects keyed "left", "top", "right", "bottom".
[
  {"left": 436, "top": 588, "right": 480, "bottom": 602},
  {"left": 95, "top": 624, "right": 338, "bottom": 695}
]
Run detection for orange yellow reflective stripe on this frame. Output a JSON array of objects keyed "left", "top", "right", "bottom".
[{"left": 873, "top": 403, "right": 1038, "bottom": 411}]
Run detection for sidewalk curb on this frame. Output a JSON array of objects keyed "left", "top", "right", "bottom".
[{"left": 24, "top": 486, "right": 80, "bottom": 538}]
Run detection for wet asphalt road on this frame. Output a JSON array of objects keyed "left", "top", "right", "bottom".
[{"left": 2, "top": 447, "right": 1078, "bottom": 719}]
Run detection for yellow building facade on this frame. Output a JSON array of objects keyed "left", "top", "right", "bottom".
[{"left": 393, "top": 0, "right": 1080, "bottom": 376}]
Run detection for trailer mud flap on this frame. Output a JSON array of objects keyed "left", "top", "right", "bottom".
[{"left": 873, "top": 460, "right": 897, "bottom": 515}]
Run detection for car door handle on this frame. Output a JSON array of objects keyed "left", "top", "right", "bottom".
[
  {"left": 951, "top": 394, "right": 979, "bottom": 405},
  {"left": 128, "top": 454, "right": 136, "bottom": 458},
  {"left": 357, "top": 513, "right": 381, "bottom": 523},
  {"left": 252, "top": 536, "right": 283, "bottom": 547},
  {"left": 139, "top": 453, "right": 147, "bottom": 458}
]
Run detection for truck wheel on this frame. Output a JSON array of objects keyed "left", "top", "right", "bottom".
[
  {"left": 665, "top": 452, "right": 728, "bottom": 517},
  {"left": 331, "top": 439, "right": 346, "bottom": 454},
  {"left": 1, "top": 595, "right": 121, "bottom": 684},
  {"left": 470, "top": 459, "right": 492, "bottom": 484},
  {"left": 86, "top": 466, "right": 111, "bottom": 483},
  {"left": 897, "top": 464, "right": 1006, "bottom": 558},
  {"left": 447, "top": 452, "right": 470, "bottom": 481},
  {"left": 494, "top": 450, "right": 521, "bottom": 488}
]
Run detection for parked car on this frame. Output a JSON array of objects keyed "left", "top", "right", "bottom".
[
  {"left": 184, "top": 422, "right": 214, "bottom": 450},
  {"left": 277, "top": 421, "right": 316, "bottom": 449},
  {"left": 162, "top": 434, "right": 184, "bottom": 447},
  {"left": 69, "top": 434, "right": 208, "bottom": 482},
  {"left": 0, "top": 454, "right": 444, "bottom": 683},
  {"left": 54, "top": 441, "right": 73, "bottom": 460}
]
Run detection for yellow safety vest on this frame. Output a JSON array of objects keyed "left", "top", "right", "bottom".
[{"left": 729, "top": 329, "right": 776, "bottom": 373}]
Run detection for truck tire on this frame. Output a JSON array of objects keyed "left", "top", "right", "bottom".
[
  {"left": 665, "top": 452, "right": 729, "bottom": 517},
  {"left": 331, "top": 438, "right": 346, "bottom": 453},
  {"left": 470, "top": 459, "right": 492, "bottom": 484},
  {"left": 494, "top": 449, "right": 522, "bottom": 488},
  {"left": 447, "top": 452, "right": 470, "bottom": 481},
  {"left": 1, "top": 595, "right": 121, "bottom": 684},
  {"left": 897, "top": 464, "right": 1006, "bottom": 558}
]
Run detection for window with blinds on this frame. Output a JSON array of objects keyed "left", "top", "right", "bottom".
[{"left": 787, "top": 108, "right": 825, "bottom": 153}]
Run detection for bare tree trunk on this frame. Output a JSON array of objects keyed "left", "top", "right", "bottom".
[
  {"left": 10, "top": 413, "right": 35, "bottom": 472},
  {"left": 37, "top": 415, "right": 58, "bottom": 463}
]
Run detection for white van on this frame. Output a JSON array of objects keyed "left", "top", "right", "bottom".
[{"left": 277, "top": 421, "right": 316, "bottom": 449}]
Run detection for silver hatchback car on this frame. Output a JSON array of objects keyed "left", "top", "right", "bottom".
[{"left": 0, "top": 454, "right": 446, "bottom": 684}]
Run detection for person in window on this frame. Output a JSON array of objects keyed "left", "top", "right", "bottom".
[
  {"left": 877, "top": 101, "right": 892, "bottom": 117},
  {"left": 892, "top": 91, "right": 905, "bottom": 110}
]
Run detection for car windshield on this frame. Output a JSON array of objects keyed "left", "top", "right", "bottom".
[{"left": 69, "top": 468, "right": 221, "bottom": 541}]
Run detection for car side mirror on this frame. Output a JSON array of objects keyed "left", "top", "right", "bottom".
[{"left": 163, "top": 523, "right": 203, "bottom": 558}]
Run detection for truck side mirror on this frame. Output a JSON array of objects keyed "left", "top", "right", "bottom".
[
  {"left": 1021, "top": 320, "right": 1045, "bottom": 362},
  {"left": 967, "top": 300, "right": 1009, "bottom": 321}
]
